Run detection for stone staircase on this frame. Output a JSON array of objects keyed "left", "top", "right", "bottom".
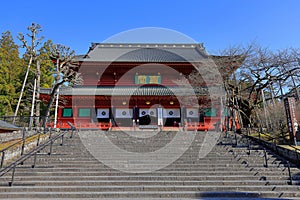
[{"left": 0, "top": 130, "right": 300, "bottom": 199}]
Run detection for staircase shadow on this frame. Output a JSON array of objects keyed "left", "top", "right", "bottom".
[
  {"left": 196, "top": 191, "right": 287, "bottom": 199},
  {"left": 291, "top": 172, "right": 300, "bottom": 185}
]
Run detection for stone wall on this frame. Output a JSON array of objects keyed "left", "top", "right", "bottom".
[
  {"left": 0, "top": 129, "right": 51, "bottom": 166},
  {"left": 248, "top": 135, "right": 300, "bottom": 165},
  {"left": 0, "top": 130, "right": 23, "bottom": 143},
  {"left": 0, "top": 129, "right": 43, "bottom": 143}
]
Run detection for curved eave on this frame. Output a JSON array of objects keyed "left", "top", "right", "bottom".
[{"left": 40, "top": 86, "right": 223, "bottom": 97}]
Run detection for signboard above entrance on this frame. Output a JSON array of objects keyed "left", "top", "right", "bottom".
[{"left": 135, "top": 75, "right": 161, "bottom": 84}]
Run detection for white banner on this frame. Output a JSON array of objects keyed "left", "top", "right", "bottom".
[
  {"left": 97, "top": 108, "right": 109, "bottom": 118},
  {"left": 149, "top": 109, "right": 157, "bottom": 117},
  {"left": 157, "top": 108, "right": 163, "bottom": 125},
  {"left": 186, "top": 108, "right": 198, "bottom": 118},
  {"left": 139, "top": 108, "right": 157, "bottom": 117},
  {"left": 115, "top": 108, "right": 133, "bottom": 118},
  {"left": 163, "top": 108, "right": 180, "bottom": 118},
  {"left": 139, "top": 109, "right": 148, "bottom": 117}
]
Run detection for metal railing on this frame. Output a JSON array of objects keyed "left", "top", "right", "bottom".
[
  {"left": 0, "top": 127, "right": 75, "bottom": 186},
  {"left": 226, "top": 130, "right": 296, "bottom": 185},
  {"left": 1, "top": 128, "right": 36, "bottom": 168}
]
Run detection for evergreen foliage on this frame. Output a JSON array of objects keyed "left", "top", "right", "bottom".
[{"left": 0, "top": 31, "right": 24, "bottom": 115}]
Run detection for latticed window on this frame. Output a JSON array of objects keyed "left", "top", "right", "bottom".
[
  {"left": 62, "top": 108, "right": 72, "bottom": 117},
  {"left": 78, "top": 108, "right": 91, "bottom": 117},
  {"left": 204, "top": 108, "right": 216, "bottom": 117}
]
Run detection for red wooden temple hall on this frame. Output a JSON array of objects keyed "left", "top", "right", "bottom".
[{"left": 40, "top": 43, "right": 240, "bottom": 130}]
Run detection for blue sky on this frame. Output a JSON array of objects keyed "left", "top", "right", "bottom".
[{"left": 1, "top": 0, "right": 300, "bottom": 55}]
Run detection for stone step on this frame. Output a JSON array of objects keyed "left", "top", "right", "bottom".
[
  {"left": 0, "top": 185, "right": 299, "bottom": 193},
  {"left": 15, "top": 163, "right": 254, "bottom": 168},
  {"left": 11, "top": 167, "right": 257, "bottom": 172},
  {"left": 33, "top": 152, "right": 235, "bottom": 157},
  {"left": 0, "top": 190, "right": 298, "bottom": 199},
  {"left": 1, "top": 175, "right": 268, "bottom": 181},
  {"left": 8, "top": 171, "right": 260, "bottom": 177},
  {"left": 0, "top": 180, "right": 271, "bottom": 187},
  {"left": 63, "top": 155, "right": 235, "bottom": 161},
  {"left": 24, "top": 159, "right": 246, "bottom": 164},
  {"left": 3, "top": 179, "right": 297, "bottom": 187},
  {"left": 8, "top": 167, "right": 298, "bottom": 177}
]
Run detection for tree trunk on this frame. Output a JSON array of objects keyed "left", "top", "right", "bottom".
[
  {"left": 29, "top": 79, "right": 37, "bottom": 129},
  {"left": 42, "top": 83, "right": 61, "bottom": 128},
  {"left": 35, "top": 60, "right": 41, "bottom": 127},
  {"left": 13, "top": 56, "right": 33, "bottom": 124},
  {"left": 42, "top": 59, "right": 61, "bottom": 128},
  {"left": 291, "top": 74, "right": 300, "bottom": 100},
  {"left": 54, "top": 88, "right": 59, "bottom": 128}
]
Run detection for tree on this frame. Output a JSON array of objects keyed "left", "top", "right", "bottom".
[
  {"left": 255, "top": 101, "right": 289, "bottom": 143},
  {"left": 42, "top": 44, "right": 82, "bottom": 127},
  {"left": 38, "top": 40, "right": 56, "bottom": 88},
  {"left": 14, "top": 24, "right": 56, "bottom": 127},
  {"left": 35, "top": 39, "right": 56, "bottom": 126},
  {"left": 14, "top": 23, "right": 43, "bottom": 124},
  {"left": 182, "top": 42, "right": 300, "bottom": 139},
  {"left": 218, "top": 43, "right": 300, "bottom": 141},
  {"left": 282, "top": 48, "right": 300, "bottom": 100},
  {"left": 0, "top": 31, "right": 23, "bottom": 116}
]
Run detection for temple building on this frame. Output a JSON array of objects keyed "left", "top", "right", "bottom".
[{"left": 40, "top": 43, "right": 241, "bottom": 131}]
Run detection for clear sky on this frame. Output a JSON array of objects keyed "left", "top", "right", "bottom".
[{"left": 1, "top": 0, "right": 300, "bottom": 55}]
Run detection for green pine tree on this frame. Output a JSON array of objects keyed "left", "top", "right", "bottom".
[
  {"left": 38, "top": 40, "right": 55, "bottom": 88},
  {"left": 0, "top": 31, "right": 24, "bottom": 116}
]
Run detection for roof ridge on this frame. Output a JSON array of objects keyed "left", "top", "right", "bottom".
[{"left": 91, "top": 43, "right": 205, "bottom": 49}]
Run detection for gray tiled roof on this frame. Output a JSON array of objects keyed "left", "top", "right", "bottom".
[
  {"left": 0, "top": 120, "right": 20, "bottom": 131},
  {"left": 41, "top": 86, "right": 210, "bottom": 96},
  {"left": 79, "top": 43, "right": 208, "bottom": 62}
]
